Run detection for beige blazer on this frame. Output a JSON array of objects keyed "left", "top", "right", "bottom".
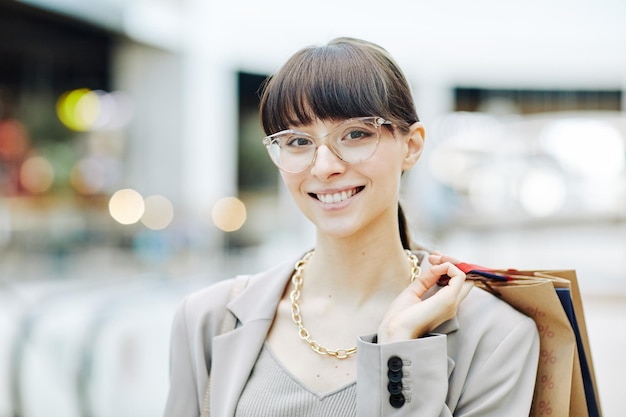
[{"left": 164, "top": 255, "right": 539, "bottom": 417}]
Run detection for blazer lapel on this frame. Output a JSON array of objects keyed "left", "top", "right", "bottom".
[
  {"left": 209, "top": 257, "right": 301, "bottom": 417},
  {"left": 211, "top": 320, "right": 273, "bottom": 417}
]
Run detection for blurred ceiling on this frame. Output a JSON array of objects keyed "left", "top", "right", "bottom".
[{"left": 12, "top": 0, "right": 626, "bottom": 89}]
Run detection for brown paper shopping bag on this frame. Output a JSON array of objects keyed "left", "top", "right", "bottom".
[{"left": 454, "top": 265, "right": 601, "bottom": 417}]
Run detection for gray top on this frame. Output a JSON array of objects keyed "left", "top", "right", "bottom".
[{"left": 235, "top": 344, "right": 356, "bottom": 417}]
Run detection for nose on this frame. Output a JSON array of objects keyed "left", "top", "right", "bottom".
[{"left": 309, "top": 144, "right": 346, "bottom": 179}]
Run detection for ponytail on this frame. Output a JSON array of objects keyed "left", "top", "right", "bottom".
[
  {"left": 398, "top": 203, "right": 411, "bottom": 250},
  {"left": 399, "top": 203, "right": 431, "bottom": 254}
]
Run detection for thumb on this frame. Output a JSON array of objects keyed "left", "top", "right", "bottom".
[{"left": 406, "top": 262, "right": 455, "bottom": 298}]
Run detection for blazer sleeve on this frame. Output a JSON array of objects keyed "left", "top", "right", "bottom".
[
  {"left": 453, "top": 318, "right": 539, "bottom": 416},
  {"left": 355, "top": 298, "right": 540, "bottom": 416}
]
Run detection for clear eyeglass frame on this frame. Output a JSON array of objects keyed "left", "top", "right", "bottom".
[{"left": 262, "top": 116, "right": 392, "bottom": 173}]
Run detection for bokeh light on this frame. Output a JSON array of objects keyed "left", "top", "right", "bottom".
[
  {"left": 540, "top": 119, "right": 625, "bottom": 178},
  {"left": 467, "top": 167, "right": 509, "bottom": 214},
  {"left": 109, "top": 188, "right": 145, "bottom": 225},
  {"left": 0, "top": 120, "right": 30, "bottom": 160},
  {"left": 103, "top": 91, "right": 134, "bottom": 129},
  {"left": 140, "top": 195, "right": 174, "bottom": 230},
  {"left": 56, "top": 89, "right": 134, "bottom": 132},
  {"left": 519, "top": 168, "right": 567, "bottom": 217},
  {"left": 57, "top": 88, "right": 98, "bottom": 132},
  {"left": 70, "top": 157, "right": 108, "bottom": 195},
  {"left": 20, "top": 156, "right": 55, "bottom": 194},
  {"left": 211, "top": 196, "right": 247, "bottom": 232}
]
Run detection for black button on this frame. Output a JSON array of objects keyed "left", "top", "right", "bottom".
[
  {"left": 389, "top": 393, "right": 406, "bottom": 408},
  {"left": 387, "top": 369, "right": 403, "bottom": 383},
  {"left": 387, "top": 356, "right": 403, "bottom": 372},
  {"left": 387, "top": 381, "right": 403, "bottom": 395}
]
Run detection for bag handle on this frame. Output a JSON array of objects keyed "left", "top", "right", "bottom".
[
  {"left": 437, "top": 261, "right": 512, "bottom": 296},
  {"left": 200, "top": 274, "right": 250, "bottom": 417}
]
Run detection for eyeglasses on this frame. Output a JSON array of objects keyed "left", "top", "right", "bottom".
[{"left": 262, "top": 116, "right": 392, "bottom": 173}]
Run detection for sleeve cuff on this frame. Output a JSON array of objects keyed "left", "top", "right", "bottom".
[{"left": 357, "top": 334, "right": 450, "bottom": 416}]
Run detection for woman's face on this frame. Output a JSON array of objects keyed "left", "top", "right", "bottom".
[{"left": 278, "top": 118, "right": 424, "bottom": 240}]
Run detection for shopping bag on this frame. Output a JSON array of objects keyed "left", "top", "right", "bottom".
[{"left": 452, "top": 264, "right": 601, "bottom": 417}]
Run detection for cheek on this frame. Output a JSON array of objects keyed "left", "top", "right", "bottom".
[
  {"left": 279, "top": 170, "right": 293, "bottom": 183},
  {"left": 372, "top": 145, "right": 405, "bottom": 177},
  {"left": 280, "top": 171, "right": 303, "bottom": 195}
]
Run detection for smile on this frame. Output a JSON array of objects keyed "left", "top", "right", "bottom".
[{"left": 312, "top": 186, "right": 364, "bottom": 204}]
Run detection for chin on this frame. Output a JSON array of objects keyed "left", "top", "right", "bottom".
[{"left": 313, "top": 218, "right": 364, "bottom": 240}]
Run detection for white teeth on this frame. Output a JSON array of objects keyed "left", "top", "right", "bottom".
[{"left": 317, "top": 188, "right": 357, "bottom": 204}]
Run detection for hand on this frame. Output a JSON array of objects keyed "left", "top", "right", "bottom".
[
  {"left": 377, "top": 259, "right": 473, "bottom": 343},
  {"left": 429, "top": 252, "right": 462, "bottom": 286}
]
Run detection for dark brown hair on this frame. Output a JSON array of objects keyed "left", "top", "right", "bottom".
[
  {"left": 259, "top": 37, "right": 420, "bottom": 250},
  {"left": 259, "top": 37, "right": 419, "bottom": 136}
]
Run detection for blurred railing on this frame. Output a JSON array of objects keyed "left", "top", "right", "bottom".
[{"left": 1, "top": 272, "right": 212, "bottom": 417}]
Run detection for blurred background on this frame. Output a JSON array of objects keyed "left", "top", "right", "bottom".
[{"left": 0, "top": 0, "right": 624, "bottom": 415}]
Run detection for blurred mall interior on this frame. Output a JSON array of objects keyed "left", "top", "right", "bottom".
[{"left": 0, "top": 0, "right": 625, "bottom": 416}]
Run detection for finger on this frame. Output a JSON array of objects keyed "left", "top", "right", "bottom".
[
  {"left": 430, "top": 254, "right": 464, "bottom": 286},
  {"left": 401, "top": 262, "right": 465, "bottom": 305},
  {"left": 405, "top": 267, "right": 441, "bottom": 298},
  {"left": 428, "top": 254, "right": 443, "bottom": 265},
  {"left": 457, "top": 281, "right": 474, "bottom": 304},
  {"left": 409, "top": 263, "right": 454, "bottom": 297},
  {"left": 428, "top": 252, "right": 462, "bottom": 266},
  {"left": 401, "top": 270, "right": 468, "bottom": 337},
  {"left": 430, "top": 262, "right": 465, "bottom": 283},
  {"left": 430, "top": 263, "right": 466, "bottom": 295}
]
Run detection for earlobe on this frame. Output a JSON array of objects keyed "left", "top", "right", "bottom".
[{"left": 402, "top": 122, "right": 425, "bottom": 170}]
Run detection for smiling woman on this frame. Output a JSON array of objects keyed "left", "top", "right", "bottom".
[{"left": 164, "top": 37, "right": 540, "bottom": 417}]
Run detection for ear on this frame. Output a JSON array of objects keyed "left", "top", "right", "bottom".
[{"left": 401, "top": 122, "right": 425, "bottom": 171}]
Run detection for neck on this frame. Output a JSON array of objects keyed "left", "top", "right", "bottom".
[{"left": 304, "top": 233, "right": 412, "bottom": 303}]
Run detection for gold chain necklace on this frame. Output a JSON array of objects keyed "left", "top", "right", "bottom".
[{"left": 289, "top": 249, "right": 421, "bottom": 359}]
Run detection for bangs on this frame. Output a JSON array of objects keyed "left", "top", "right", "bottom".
[{"left": 260, "top": 41, "right": 410, "bottom": 135}]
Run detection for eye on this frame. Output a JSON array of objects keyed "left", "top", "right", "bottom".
[
  {"left": 285, "top": 135, "right": 314, "bottom": 148},
  {"left": 341, "top": 127, "right": 375, "bottom": 142},
  {"left": 348, "top": 130, "right": 367, "bottom": 140}
]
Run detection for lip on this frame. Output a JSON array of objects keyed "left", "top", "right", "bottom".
[{"left": 308, "top": 186, "right": 365, "bottom": 206}]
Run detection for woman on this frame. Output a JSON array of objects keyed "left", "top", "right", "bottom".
[{"left": 164, "top": 37, "right": 539, "bottom": 417}]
